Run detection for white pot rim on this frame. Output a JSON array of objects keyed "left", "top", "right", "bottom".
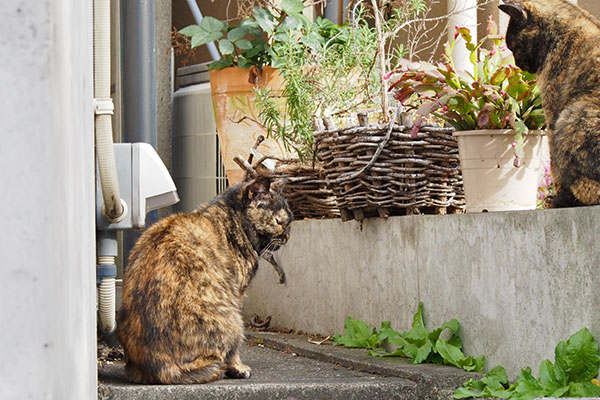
[{"left": 452, "top": 129, "right": 546, "bottom": 137}]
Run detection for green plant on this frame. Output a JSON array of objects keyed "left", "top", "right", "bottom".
[
  {"left": 179, "top": 0, "right": 442, "bottom": 160},
  {"left": 333, "top": 302, "right": 485, "bottom": 373},
  {"left": 454, "top": 328, "right": 600, "bottom": 399},
  {"left": 387, "top": 17, "right": 545, "bottom": 167},
  {"left": 254, "top": 1, "right": 434, "bottom": 159},
  {"left": 179, "top": 0, "right": 309, "bottom": 70},
  {"left": 253, "top": 3, "right": 382, "bottom": 159}
]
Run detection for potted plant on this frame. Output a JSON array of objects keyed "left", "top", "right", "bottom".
[
  {"left": 179, "top": 0, "right": 311, "bottom": 184},
  {"left": 179, "top": 0, "right": 468, "bottom": 220},
  {"left": 387, "top": 17, "right": 548, "bottom": 212}
]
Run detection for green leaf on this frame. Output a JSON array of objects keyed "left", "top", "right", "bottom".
[
  {"left": 244, "top": 46, "right": 262, "bottom": 58},
  {"left": 235, "top": 39, "right": 253, "bottom": 50},
  {"left": 218, "top": 39, "right": 235, "bottom": 55},
  {"left": 279, "top": 14, "right": 303, "bottom": 31},
  {"left": 490, "top": 67, "right": 509, "bottom": 86},
  {"left": 568, "top": 381, "right": 600, "bottom": 397},
  {"left": 554, "top": 340, "right": 568, "bottom": 386},
  {"left": 456, "top": 26, "right": 472, "bottom": 44},
  {"left": 538, "top": 359, "right": 556, "bottom": 385},
  {"left": 448, "top": 334, "right": 463, "bottom": 350},
  {"left": 487, "top": 365, "right": 508, "bottom": 385},
  {"left": 227, "top": 26, "right": 248, "bottom": 42},
  {"left": 369, "top": 347, "right": 410, "bottom": 358},
  {"left": 407, "top": 301, "right": 428, "bottom": 340},
  {"left": 240, "top": 18, "right": 259, "bottom": 30},
  {"left": 429, "top": 319, "right": 459, "bottom": 341},
  {"left": 453, "top": 387, "right": 485, "bottom": 398},
  {"left": 253, "top": 7, "right": 275, "bottom": 34},
  {"left": 510, "top": 366, "right": 546, "bottom": 400},
  {"left": 281, "top": 0, "right": 305, "bottom": 15},
  {"left": 435, "top": 338, "right": 466, "bottom": 368},
  {"left": 333, "top": 317, "right": 379, "bottom": 349},
  {"left": 207, "top": 55, "right": 234, "bottom": 70},
  {"left": 237, "top": 56, "right": 251, "bottom": 69},
  {"left": 200, "top": 16, "right": 227, "bottom": 33},
  {"left": 414, "top": 340, "right": 433, "bottom": 364},
  {"left": 548, "top": 385, "right": 569, "bottom": 397},
  {"left": 179, "top": 24, "right": 202, "bottom": 37},
  {"left": 272, "top": 31, "right": 290, "bottom": 42},
  {"left": 377, "top": 321, "right": 401, "bottom": 344},
  {"left": 190, "top": 30, "right": 223, "bottom": 48},
  {"left": 564, "top": 327, "right": 600, "bottom": 382}
]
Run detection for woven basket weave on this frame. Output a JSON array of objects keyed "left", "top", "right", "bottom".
[
  {"left": 235, "top": 144, "right": 340, "bottom": 220},
  {"left": 314, "top": 115, "right": 465, "bottom": 221},
  {"left": 257, "top": 159, "right": 340, "bottom": 220}
]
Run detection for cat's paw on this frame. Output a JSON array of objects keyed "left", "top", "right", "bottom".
[{"left": 226, "top": 363, "right": 251, "bottom": 379}]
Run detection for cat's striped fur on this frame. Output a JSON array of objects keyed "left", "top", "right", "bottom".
[
  {"left": 501, "top": 0, "right": 600, "bottom": 207},
  {"left": 117, "top": 177, "right": 292, "bottom": 384}
]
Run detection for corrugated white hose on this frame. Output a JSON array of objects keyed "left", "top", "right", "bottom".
[
  {"left": 98, "top": 256, "right": 116, "bottom": 334},
  {"left": 95, "top": 0, "right": 121, "bottom": 335},
  {"left": 94, "top": 0, "right": 124, "bottom": 222}
]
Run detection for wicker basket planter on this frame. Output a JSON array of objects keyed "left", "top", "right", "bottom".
[
  {"left": 314, "top": 114, "right": 465, "bottom": 221},
  {"left": 234, "top": 139, "right": 340, "bottom": 220},
  {"left": 261, "top": 159, "right": 340, "bottom": 220}
]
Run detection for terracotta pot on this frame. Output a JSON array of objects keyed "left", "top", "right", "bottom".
[
  {"left": 453, "top": 129, "right": 549, "bottom": 212},
  {"left": 209, "top": 66, "right": 290, "bottom": 185}
]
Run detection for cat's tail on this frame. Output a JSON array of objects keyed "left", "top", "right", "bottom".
[{"left": 125, "top": 359, "right": 227, "bottom": 384}]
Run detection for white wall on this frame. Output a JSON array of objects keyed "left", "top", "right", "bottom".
[{"left": 0, "top": 1, "right": 97, "bottom": 399}]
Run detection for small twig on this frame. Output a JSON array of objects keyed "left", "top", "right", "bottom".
[
  {"left": 370, "top": 0, "right": 389, "bottom": 121},
  {"left": 336, "top": 103, "right": 402, "bottom": 183},
  {"left": 229, "top": 115, "right": 267, "bottom": 129},
  {"left": 234, "top": 154, "right": 258, "bottom": 179},
  {"left": 247, "top": 135, "right": 266, "bottom": 164},
  {"left": 308, "top": 335, "right": 331, "bottom": 345}
]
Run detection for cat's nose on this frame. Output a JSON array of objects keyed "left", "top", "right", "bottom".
[{"left": 282, "top": 232, "right": 289, "bottom": 243}]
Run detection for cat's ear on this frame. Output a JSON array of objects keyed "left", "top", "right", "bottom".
[
  {"left": 246, "top": 177, "right": 272, "bottom": 204},
  {"left": 270, "top": 178, "right": 288, "bottom": 195},
  {"left": 499, "top": 2, "right": 528, "bottom": 23}
]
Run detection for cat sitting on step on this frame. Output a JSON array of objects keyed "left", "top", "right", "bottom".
[{"left": 117, "top": 177, "right": 292, "bottom": 384}]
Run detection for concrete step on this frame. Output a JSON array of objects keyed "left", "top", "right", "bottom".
[{"left": 98, "top": 331, "right": 481, "bottom": 400}]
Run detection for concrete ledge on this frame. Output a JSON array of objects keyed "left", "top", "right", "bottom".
[
  {"left": 98, "top": 339, "right": 418, "bottom": 400},
  {"left": 245, "top": 206, "right": 600, "bottom": 378},
  {"left": 248, "top": 331, "right": 480, "bottom": 397}
]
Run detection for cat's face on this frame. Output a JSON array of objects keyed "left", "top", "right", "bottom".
[
  {"left": 500, "top": 0, "right": 574, "bottom": 73},
  {"left": 500, "top": 1, "right": 544, "bottom": 73},
  {"left": 244, "top": 178, "right": 293, "bottom": 248}
]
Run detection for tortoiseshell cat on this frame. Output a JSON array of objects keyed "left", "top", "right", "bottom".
[
  {"left": 500, "top": 0, "right": 600, "bottom": 207},
  {"left": 117, "top": 177, "right": 292, "bottom": 384}
]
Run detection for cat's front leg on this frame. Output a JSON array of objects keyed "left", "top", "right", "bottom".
[{"left": 225, "top": 350, "right": 251, "bottom": 379}]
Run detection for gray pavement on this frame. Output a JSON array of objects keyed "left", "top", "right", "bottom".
[{"left": 98, "top": 331, "right": 481, "bottom": 400}]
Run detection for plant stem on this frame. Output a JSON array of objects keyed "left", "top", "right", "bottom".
[{"left": 370, "top": 0, "right": 389, "bottom": 121}]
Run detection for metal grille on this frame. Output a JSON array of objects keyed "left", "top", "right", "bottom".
[{"left": 216, "top": 134, "right": 229, "bottom": 194}]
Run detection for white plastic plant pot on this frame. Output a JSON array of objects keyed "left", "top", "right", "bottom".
[{"left": 453, "top": 129, "right": 549, "bottom": 213}]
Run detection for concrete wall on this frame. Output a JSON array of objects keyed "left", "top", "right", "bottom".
[
  {"left": 245, "top": 206, "right": 600, "bottom": 378},
  {"left": 0, "top": 1, "right": 97, "bottom": 399}
]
